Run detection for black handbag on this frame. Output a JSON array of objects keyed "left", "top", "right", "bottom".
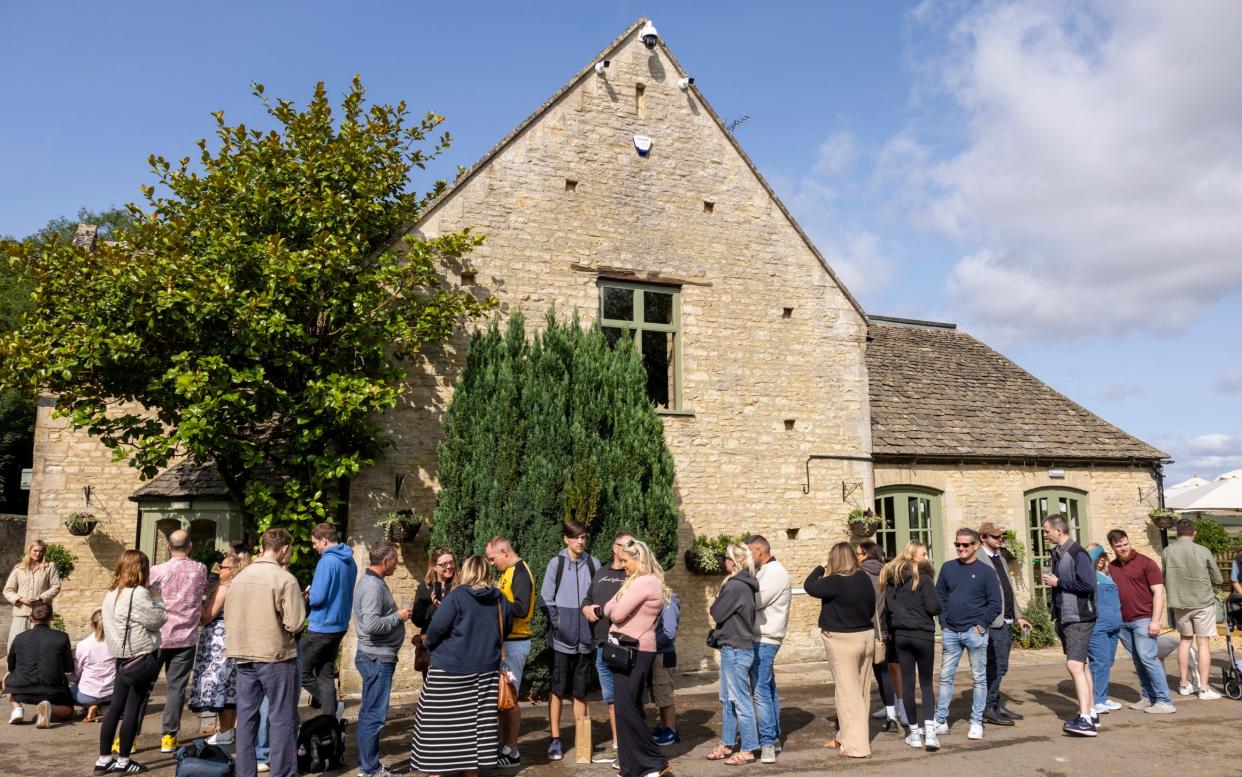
[
  {"left": 601, "top": 632, "right": 638, "bottom": 672},
  {"left": 706, "top": 629, "right": 720, "bottom": 650},
  {"left": 119, "top": 588, "right": 162, "bottom": 686}
]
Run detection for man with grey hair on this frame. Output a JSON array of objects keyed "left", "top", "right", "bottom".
[
  {"left": 352, "top": 540, "right": 411, "bottom": 777},
  {"left": 149, "top": 528, "right": 208, "bottom": 753}
]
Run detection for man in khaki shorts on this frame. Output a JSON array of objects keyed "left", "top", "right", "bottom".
[
  {"left": 1161, "top": 518, "right": 1223, "bottom": 699},
  {"left": 650, "top": 591, "right": 681, "bottom": 746}
]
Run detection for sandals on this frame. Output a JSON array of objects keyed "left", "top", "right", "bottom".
[
  {"left": 725, "top": 752, "right": 756, "bottom": 766},
  {"left": 706, "top": 744, "right": 734, "bottom": 761},
  {"left": 822, "top": 738, "right": 843, "bottom": 749}
]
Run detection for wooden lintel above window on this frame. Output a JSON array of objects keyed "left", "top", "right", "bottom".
[{"left": 569, "top": 262, "right": 712, "bottom": 287}]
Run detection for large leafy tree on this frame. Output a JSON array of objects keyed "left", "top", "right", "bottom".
[
  {"left": 0, "top": 78, "right": 491, "bottom": 548},
  {"left": 431, "top": 311, "right": 678, "bottom": 694}
]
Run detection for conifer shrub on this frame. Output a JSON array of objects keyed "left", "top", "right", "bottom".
[{"left": 431, "top": 311, "right": 679, "bottom": 696}]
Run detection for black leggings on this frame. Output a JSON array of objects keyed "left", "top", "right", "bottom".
[
  {"left": 895, "top": 635, "right": 935, "bottom": 725},
  {"left": 872, "top": 661, "right": 894, "bottom": 706},
  {"left": 99, "top": 659, "right": 156, "bottom": 758}
]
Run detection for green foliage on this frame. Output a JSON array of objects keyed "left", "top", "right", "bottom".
[
  {"left": 1014, "top": 591, "right": 1056, "bottom": 649},
  {"left": 1002, "top": 528, "right": 1026, "bottom": 567},
  {"left": 0, "top": 255, "right": 34, "bottom": 506},
  {"left": 1194, "top": 516, "right": 1232, "bottom": 557},
  {"left": 43, "top": 543, "right": 76, "bottom": 581},
  {"left": 190, "top": 544, "right": 226, "bottom": 571},
  {"left": 685, "top": 533, "right": 749, "bottom": 575},
  {"left": 430, "top": 311, "right": 679, "bottom": 696},
  {"left": 49, "top": 614, "right": 65, "bottom": 632},
  {"left": 0, "top": 78, "right": 492, "bottom": 558}
]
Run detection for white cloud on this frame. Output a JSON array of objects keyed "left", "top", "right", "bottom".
[
  {"left": 1161, "top": 431, "right": 1242, "bottom": 483},
  {"left": 814, "top": 132, "right": 858, "bottom": 176},
  {"left": 1215, "top": 370, "right": 1242, "bottom": 395},
  {"left": 1094, "top": 383, "right": 1146, "bottom": 402},
  {"left": 907, "top": 0, "right": 1242, "bottom": 340}
]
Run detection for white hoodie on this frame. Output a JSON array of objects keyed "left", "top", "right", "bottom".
[{"left": 753, "top": 558, "right": 793, "bottom": 645}]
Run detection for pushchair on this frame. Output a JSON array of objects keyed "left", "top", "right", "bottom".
[{"left": 1223, "top": 595, "right": 1242, "bottom": 700}]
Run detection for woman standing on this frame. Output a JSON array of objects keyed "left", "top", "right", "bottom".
[
  {"left": 95, "top": 550, "right": 167, "bottom": 776},
  {"left": 805, "top": 542, "right": 876, "bottom": 759},
  {"left": 602, "top": 539, "right": 669, "bottom": 777},
  {"left": 72, "top": 609, "right": 116, "bottom": 721},
  {"left": 411, "top": 546, "right": 456, "bottom": 676},
  {"left": 1087, "top": 545, "right": 1124, "bottom": 715},
  {"left": 856, "top": 541, "right": 903, "bottom": 731},
  {"left": 4, "top": 539, "right": 61, "bottom": 653},
  {"left": 880, "top": 541, "right": 940, "bottom": 751},
  {"left": 410, "top": 555, "right": 512, "bottom": 777},
  {"left": 706, "top": 543, "right": 760, "bottom": 765},
  {"left": 189, "top": 552, "right": 248, "bottom": 745}
]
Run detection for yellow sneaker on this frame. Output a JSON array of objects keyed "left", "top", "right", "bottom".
[
  {"left": 111, "top": 736, "right": 120, "bottom": 754},
  {"left": 161, "top": 734, "right": 178, "bottom": 753}
]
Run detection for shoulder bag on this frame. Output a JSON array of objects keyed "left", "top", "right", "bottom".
[
  {"left": 871, "top": 603, "right": 887, "bottom": 665},
  {"left": 496, "top": 603, "right": 517, "bottom": 710},
  {"left": 120, "top": 588, "right": 162, "bottom": 685},
  {"left": 602, "top": 631, "right": 638, "bottom": 672}
]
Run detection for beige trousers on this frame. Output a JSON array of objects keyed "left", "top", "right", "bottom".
[{"left": 821, "top": 629, "right": 874, "bottom": 758}]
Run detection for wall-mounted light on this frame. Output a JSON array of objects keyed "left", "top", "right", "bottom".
[
  {"left": 1048, "top": 468, "right": 1066, "bottom": 479},
  {"left": 594, "top": 59, "right": 610, "bottom": 76},
  {"left": 633, "top": 134, "right": 653, "bottom": 157},
  {"left": 677, "top": 76, "right": 694, "bottom": 91}
]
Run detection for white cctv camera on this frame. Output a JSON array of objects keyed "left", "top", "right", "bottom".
[
  {"left": 594, "top": 59, "right": 610, "bottom": 76},
  {"left": 677, "top": 77, "right": 694, "bottom": 91},
  {"left": 639, "top": 21, "right": 659, "bottom": 49}
]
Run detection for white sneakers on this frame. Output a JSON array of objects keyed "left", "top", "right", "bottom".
[
  {"left": 1102, "top": 699, "right": 1123, "bottom": 710},
  {"left": 967, "top": 721, "right": 984, "bottom": 740},
  {"left": 8, "top": 706, "right": 24, "bottom": 725},
  {"left": 923, "top": 721, "right": 941, "bottom": 751},
  {"left": 34, "top": 701, "right": 51, "bottom": 729},
  {"left": 1178, "top": 683, "right": 1196, "bottom": 696},
  {"left": 1091, "top": 702, "right": 1111, "bottom": 715},
  {"left": 1145, "top": 701, "right": 1177, "bottom": 714},
  {"left": 905, "top": 726, "right": 923, "bottom": 748},
  {"left": 206, "top": 728, "right": 235, "bottom": 745},
  {"left": 1129, "top": 698, "right": 1153, "bottom": 710},
  {"left": 1198, "top": 687, "right": 1222, "bottom": 700}
]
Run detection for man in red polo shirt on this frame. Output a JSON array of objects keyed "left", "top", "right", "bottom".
[{"left": 1107, "top": 529, "right": 1175, "bottom": 714}]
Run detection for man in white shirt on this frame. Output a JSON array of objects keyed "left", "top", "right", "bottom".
[{"left": 746, "top": 535, "right": 792, "bottom": 764}]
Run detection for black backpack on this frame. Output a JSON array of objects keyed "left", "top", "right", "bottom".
[{"left": 297, "top": 714, "right": 346, "bottom": 773}]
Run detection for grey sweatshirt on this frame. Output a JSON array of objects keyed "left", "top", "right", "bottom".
[
  {"left": 353, "top": 569, "right": 405, "bottom": 660},
  {"left": 710, "top": 570, "right": 759, "bottom": 649}
]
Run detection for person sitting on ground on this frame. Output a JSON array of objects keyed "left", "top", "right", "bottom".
[
  {"left": 5, "top": 601, "right": 74, "bottom": 728},
  {"left": 1087, "top": 545, "right": 1123, "bottom": 716},
  {"left": 72, "top": 609, "right": 115, "bottom": 721}
]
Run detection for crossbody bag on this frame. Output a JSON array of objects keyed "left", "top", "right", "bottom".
[{"left": 119, "top": 588, "right": 161, "bottom": 685}]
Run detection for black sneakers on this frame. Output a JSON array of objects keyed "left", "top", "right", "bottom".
[{"left": 1063, "top": 716, "right": 1098, "bottom": 737}]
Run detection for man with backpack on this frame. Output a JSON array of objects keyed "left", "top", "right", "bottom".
[
  {"left": 579, "top": 529, "right": 635, "bottom": 765},
  {"left": 538, "top": 520, "right": 601, "bottom": 762}
]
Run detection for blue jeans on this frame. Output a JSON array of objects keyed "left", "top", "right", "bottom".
[
  {"left": 1118, "top": 618, "right": 1172, "bottom": 704},
  {"left": 503, "top": 639, "right": 532, "bottom": 691},
  {"left": 936, "top": 628, "right": 989, "bottom": 724},
  {"left": 595, "top": 647, "right": 616, "bottom": 704},
  {"left": 354, "top": 653, "right": 396, "bottom": 775},
  {"left": 750, "top": 643, "right": 781, "bottom": 747},
  {"left": 719, "top": 645, "right": 759, "bottom": 752},
  {"left": 1088, "top": 624, "right": 1120, "bottom": 705}
]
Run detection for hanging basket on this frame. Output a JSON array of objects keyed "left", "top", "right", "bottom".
[
  {"left": 1149, "top": 509, "right": 1178, "bottom": 530},
  {"left": 64, "top": 512, "right": 99, "bottom": 537},
  {"left": 848, "top": 520, "right": 880, "bottom": 538},
  {"left": 384, "top": 520, "right": 421, "bottom": 544},
  {"left": 684, "top": 549, "right": 722, "bottom": 576}
]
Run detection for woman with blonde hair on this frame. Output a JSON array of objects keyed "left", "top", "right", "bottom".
[
  {"left": 706, "top": 542, "right": 760, "bottom": 764},
  {"left": 96, "top": 549, "right": 167, "bottom": 776},
  {"left": 188, "top": 553, "right": 246, "bottom": 745},
  {"left": 410, "top": 554, "right": 512, "bottom": 777},
  {"left": 72, "top": 609, "right": 116, "bottom": 721},
  {"left": 4, "top": 539, "right": 61, "bottom": 653},
  {"left": 805, "top": 541, "right": 877, "bottom": 758},
  {"left": 602, "top": 539, "right": 670, "bottom": 777},
  {"left": 881, "top": 541, "right": 940, "bottom": 750}
]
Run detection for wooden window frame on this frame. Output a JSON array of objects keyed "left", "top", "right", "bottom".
[
  {"left": 597, "top": 279, "right": 684, "bottom": 413},
  {"left": 874, "top": 486, "right": 943, "bottom": 566},
  {"left": 1025, "top": 486, "right": 1089, "bottom": 594}
]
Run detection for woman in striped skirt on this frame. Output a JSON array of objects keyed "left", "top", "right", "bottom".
[{"left": 411, "top": 555, "right": 513, "bottom": 776}]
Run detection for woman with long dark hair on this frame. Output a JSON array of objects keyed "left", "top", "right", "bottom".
[{"left": 880, "top": 540, "right": 940, "bottom": 751}]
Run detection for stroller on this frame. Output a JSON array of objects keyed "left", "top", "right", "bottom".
[{"left": 1223, "top": 595, "right": 1242, "bottom": 700}]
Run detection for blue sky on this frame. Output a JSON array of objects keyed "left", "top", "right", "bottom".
[{"left": 2, "top": 1, "right": 1239, "bottom": 484}]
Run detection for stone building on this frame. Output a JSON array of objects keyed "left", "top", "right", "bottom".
[{"left": 19, "top": 19, "right": 1166, "bottom": 689}]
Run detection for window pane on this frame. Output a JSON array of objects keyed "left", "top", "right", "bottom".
[
  {"left": 641, "top": 330, "right": 674, "bottom": 408},
  {"left": 644, "top": 291, "right": 673, "bottom": 324},
  {"left": 602, "top": 286, "right": 634, "bottom": 321},
  {"left": 601, "top": 326, "right": 627, "bottom": 348}
]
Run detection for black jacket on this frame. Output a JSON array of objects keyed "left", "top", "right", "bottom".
[
  {"left": 709, "top": 571, "right": 759, "bottom": 648},
  {"left": 581, "top": 563, "right": 628, "bottom": 645},
  {"left": 884, "top": 567, "right": 940, "bottom": 641},
  {"left": 425, "top": 585, "right": 513, "bottom": 674},
  {"left": 4, "top": 625, "right": 72, "bottom": 696},
  {"left": 412, "top": 579, "right": 453, "bottom": 633},
  {"left": 804, "top": 568, "right": 875, "bottom": 633}
]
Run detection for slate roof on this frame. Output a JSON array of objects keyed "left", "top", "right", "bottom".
[
  {"left": 129, "top": 460, "right": 233, "bottom": 501},
  {"left": 866, "top": 316, "right": 1167, "bottom": 461}
]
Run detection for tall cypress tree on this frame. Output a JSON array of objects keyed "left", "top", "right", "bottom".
[{"left": 430, "top": 310, "right": 678, "bottom": 695}]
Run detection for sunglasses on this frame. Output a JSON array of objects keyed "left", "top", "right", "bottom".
[
  {"left": 954, "top": 542, "right": 976, "bottom": 549},
  {"left": 982, "top": 534, "right": 1003, "bottom": 540}
]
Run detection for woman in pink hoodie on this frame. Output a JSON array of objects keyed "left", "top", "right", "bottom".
[{"left": 603, "top": 539, "right": 670, "bottom": 777}]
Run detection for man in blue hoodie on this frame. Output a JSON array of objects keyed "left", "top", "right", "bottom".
[
  {"left": 302, "top": 523, "right": 357, "bottom": 719},
  {"left": 537, "top": 520, "right": 600, "bottom": 762}
]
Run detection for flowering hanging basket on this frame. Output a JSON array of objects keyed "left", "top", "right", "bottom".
[
  {"left": 377, "top": 511, "right": 421, "bottom": 543},
  {"left": 846, "top": 508, "right": 880, "bottom": 538},
  {"left": 1148, "top": 508, "right": 1178, "bottom": 530},
  {"left": 64, "top": 512, "right": 98, "bottom": 537}
]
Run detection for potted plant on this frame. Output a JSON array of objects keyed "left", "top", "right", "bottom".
[
  {"left": 63, "top": 511, "right": 99, "bottom": 536},
  {"left": 1148, "top": 508, "right": 1179, "bottom": 530},
  {"left": 377, "top": 510, "right": 421, "bottom": 543},
  {"left": 684, "top": 533, "right": 747, "bottom": 575},
  {"left": 846, "top": 507, "right": 881, "bottom": 538}
]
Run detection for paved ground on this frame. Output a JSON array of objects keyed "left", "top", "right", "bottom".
[{"left": 3, "top": 647, "right": 1238, "bottom": 776}]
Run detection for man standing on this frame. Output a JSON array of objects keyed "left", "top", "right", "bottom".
[
  {"left": 487, "top": 536, "right": 537, "bottom": 768},
  {"left": 578, "top": 529, "right": 633, "bottom": 765},
  {"left": 746, "top": 534, "right": 791, "bottom": 764},
  {"left": 3, "top": 539, "right": 61, "bottom": 653},
  {"left": 1107, "top": 529, "right": 1176, "bottom": 713},
  {"left": 538, "top": 520, "right": 599, "bottom": 762},
  {"left": 227, "top": 527, "right": 306, "bottom": 777},
  {"left": 352, "top": 540, "right": 411, "bottom": 777},
  {"left": 149, "top": 529, "right": 208, "bottom": 753},
  {"left": 302, "top": 523, "right": 357, "bottom": 719},
  {"left": 1041, "top": 514, "right": 1099, "bottom": 736},
  {"left": 977, "top": 523, "right": 1031, "bottom": 726},
  {"left": 1162, "top": 518, "right": 1223, "bottom": 700}
]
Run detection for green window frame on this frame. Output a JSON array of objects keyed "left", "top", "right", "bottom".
[
  {"left": 598, "top": 280, "right": 683, "bottom": 412},
  {"left": 874, "top": 487, "right": 942, "bottom": 566},
  {"left": 1026, "top": 487, "right": 1088, "bottom": 594}
]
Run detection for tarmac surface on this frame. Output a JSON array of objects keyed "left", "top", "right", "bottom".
[{"left": 2, "top": 646, "right": 1237, "bottom": 776}]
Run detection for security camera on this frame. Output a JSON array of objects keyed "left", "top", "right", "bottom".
[
  {"left": 594, "top": 59, "right": 610, "bottom": 76},
  {"left": 677, "top": 77, "right": 694, "bottom": 91},
  {"left": 639, "top": 21, "right": 659, "bottom": 49}
]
